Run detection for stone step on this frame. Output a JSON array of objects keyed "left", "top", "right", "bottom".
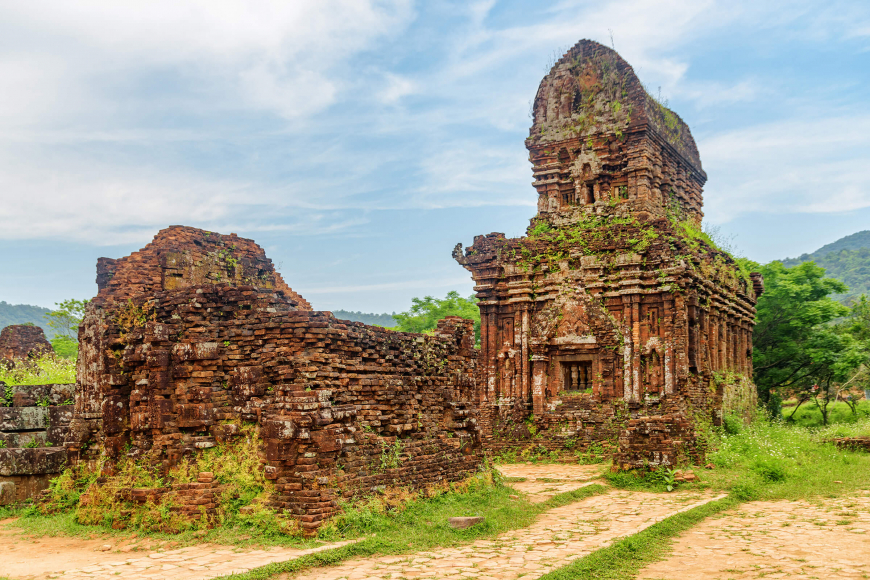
[
  {"left": 0, "top": 430, "right": 51, "bottom": 448},
  {"left": 0, "top": 407, "right": 49, "bottom": 431},
  {"left": 0, "top": 447, "right": 68, "bottom": 476},
  {"left": 0, "top": 406, "right": 74, "bottom": 432},
  {"left": 3, "top": 384, "right": 75, "bottom": 407}
]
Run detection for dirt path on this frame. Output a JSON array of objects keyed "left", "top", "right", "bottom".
[
  {"left": 21, "top": 464, "right": 859, "bottom": 580},
  {"left": 637, "top": 492, "right": 870, "bottom": 580},
  {"left": 0, "top": 522, "right": 355, "bottom": 580},
  {"left": 286, "top": 489, "right": 724, "bottom": 580},
  {"left": 0, "top": 464, "right": 685, "bottom": 580}
]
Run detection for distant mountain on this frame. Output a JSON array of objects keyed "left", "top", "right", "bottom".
[
  {"left": 0, "top": 301, "right": 55, "bottom": 338},
  {"left": 782, "top": 230, "right": 870, "bottom": 303},
  {"left": 331, "top": 310, "right": 397, "bottom": 328}
]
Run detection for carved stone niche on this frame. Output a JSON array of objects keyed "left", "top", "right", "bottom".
[{"left": 552, "top": 353, "right": 595, "bottom": 396}]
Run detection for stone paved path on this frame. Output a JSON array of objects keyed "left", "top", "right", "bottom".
[
  {"left": 0, "top": 524, "right": 354, "bottom": 580},
  {"left": 45, "top": 541, "right": 356, "bottom": 580},
  {"left": 496, "top": 463, "right": 605, "bottom": 503},
  {"left": 637, "top": 492, "right": 870, "bottom": 580},
  {"left": 286, "top": 489, "right": 725, "bottom": 580}
]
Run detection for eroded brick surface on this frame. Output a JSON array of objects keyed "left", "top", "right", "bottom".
[
  {"left": 0, "top": 381, "right": 73, "bottom": 504},
  {"left": 68, "top": 226, "right": 482, "bottom": 532},
  {"left": 0, "top": 325, "right": 53, "bottom": 365},
  {"left": 455, "top": 40, "right": 761, "bottom": 468}
]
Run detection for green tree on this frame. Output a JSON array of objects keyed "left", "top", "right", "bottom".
[
  {"left": 45, "top": 299, "right": 89, "bottom": 359},
  {"left": 752, "top": 261, "right": 857, "bottom": 417},
  {"left": 393, "top": 291, "right": 480, "bottom": 343},
  {"left": 795, "top": 325, "right": 868, "bottom": 425}
]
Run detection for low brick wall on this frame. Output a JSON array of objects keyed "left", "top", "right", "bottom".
[
  {"left": 0, "top": 325, "right": 53, "bottom": 364},
  {"left": 0, "top": 382, "right": 73, "bottom": 504},
  {"left": 831, "top": 437, "right": 870, "bottom": 452},
  {"left": 613, "top": 414, "right": 700, "bottom": 470}
]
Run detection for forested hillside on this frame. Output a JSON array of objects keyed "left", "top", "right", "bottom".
[
  {"left": 0, "top": 301, "right": 54, "bottom": 338},
  {"left": 782, "top": 230, "right": 870, "bottom": 303},
  {"left": 332, "top": 310, "right": 397, "bottom": 327}
]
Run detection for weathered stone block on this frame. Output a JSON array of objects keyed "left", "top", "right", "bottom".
[
  {"left": 0, "top": 447, "right": 67, "bottom": 476},
  {"left": 0, "top": 407, "right": 49, "bottom": 431}
]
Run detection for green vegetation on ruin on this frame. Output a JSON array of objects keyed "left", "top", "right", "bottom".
[{"left": 501, "top": 204, "right": 753, "bottom": 299}]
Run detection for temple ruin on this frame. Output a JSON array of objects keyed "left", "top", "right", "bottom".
[
  {"left": 0, "top": 324, "right": 53, "bottom": 366},
  {"left": 454, "top": 39, "right": 761, "bottom": 467},
  {"left": 66, "top": 226, "right": 481, "bottom": 532},
  {"left": 3, "top": 39, "right": 763, "bottom": 531}
]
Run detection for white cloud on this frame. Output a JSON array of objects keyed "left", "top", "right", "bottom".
[
  {"left": 378, "top": 73, "right": 418, "bottom": 104},
  {"left": 0, "top": 151, "right": 372, "bottom": 244},
  {"left": 701, "top": 114, "right": 870, "bottom": 222},
  {"left": 0, "top": 0, "right": 414, "bottom": 125}
]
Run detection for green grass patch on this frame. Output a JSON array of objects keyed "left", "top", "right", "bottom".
[
  {"left": 604, "top": 415, "right": 870, "bottom": 501},
  {"left": 211, "top": 482, "right": 607, "bottom": 580},
  {"left": 784, "top": 400, "right": 870, "bottom": 430},
  {"left": 0, "top": 354, "right": 76, "bottom": 386},
  {"left": 0, "top": 507, "right": 323, "bottom": 550},
  {"left": 537, "top": 495, "right": 738, "bottom": 580}
]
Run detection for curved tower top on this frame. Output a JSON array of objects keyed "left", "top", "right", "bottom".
[{"left": 526, "top": 39, "right": 706, "bottom": 223}]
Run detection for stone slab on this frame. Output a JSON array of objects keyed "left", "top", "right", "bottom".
[
  {"left": 0, "top": 446, "right": 67, "bottom": 476},
  {"left": 0, "top": 406, "right": 49, "bottom": 431}
]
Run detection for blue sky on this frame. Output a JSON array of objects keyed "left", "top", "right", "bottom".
[{"left": 1, "top": 0, "right": 869, "bottom": 313}]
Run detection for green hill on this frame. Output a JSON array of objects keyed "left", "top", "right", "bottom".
[
  {"left": 0, "top": 301, "right": 55, "bottom": 338},
  {"left": 332, "top": 310, "right": 397, "bottom": 328},
  {"left": 781, "top": 230, "right": 870, "bottom": 304}
]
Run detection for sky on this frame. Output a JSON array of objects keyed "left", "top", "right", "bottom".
[{"left": 1, "top": 0, "right": 869, "bottom": 313}]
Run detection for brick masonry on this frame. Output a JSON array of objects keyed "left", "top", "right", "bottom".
[
  {"left": 67, "top": 226, "right": 482, "bottom": 532},
  {"left": 0, "top": 383, "right": 73, "bottom": 504},
  {"left": 455, "top": 39, "right": 761, "bottom": 469},
  {"left": 831, "top": 437, "right": 870, "bottom": 452},
  {"left": 0, "top": 325, "right": 53, "bottom": 365}
]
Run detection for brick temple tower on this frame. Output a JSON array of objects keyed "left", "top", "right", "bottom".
[{"left": 455, "top": 39, "right": 761, "bottom": 467}]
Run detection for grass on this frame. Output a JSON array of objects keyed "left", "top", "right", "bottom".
[
  {"left": 6, "top": 412, "right": 869, "bottom": 580},
  {"left": 0, "top": 507, "right": 321, "bottom": 550},
  {"left": 784, "top": 399, "right": 870, "bottom": 430},
  {"left": 539, "top": 414, "right": 870, "bottom": 580},
  {"left": 0, "top": 354, "right": 76, "bottom": 386},
  {"left": 214, "top": 481, "right": 607, "bottom": 580},
  {"left": 538, "top": 496, "right": 738, "bottom": 580},
  {"left": 1, "top": 461, "right": 606, "bottom": 553},
  {"left": 605, "top": 414, "right": 870, "bottom": 502}
]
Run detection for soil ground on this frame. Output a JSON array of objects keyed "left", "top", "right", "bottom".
[{"left": 1, "top": 466, "right": 867, "bottom": 580}]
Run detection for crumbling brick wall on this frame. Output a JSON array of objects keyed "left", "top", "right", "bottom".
[
  {"left": 0, "top": 325, "right": 53, "bottom": 365},
  {"left": 0, "top": 382, "right": 73, "bottom": 504},
  {"left": 455, "top": 39, "right": 761, "bottom": 469},
  {"left": 68, "top": 226, "right": 482, "bottom": 532}
]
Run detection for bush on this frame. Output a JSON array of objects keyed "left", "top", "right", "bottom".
[
  {"left": 50, "top": 336, "right": 78, "bottom": 359},
  {"left": 722, "top": 414, "right": 743, "bottom": 435}
]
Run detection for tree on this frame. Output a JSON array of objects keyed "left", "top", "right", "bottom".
[
  {"left": 797, "top": 326, "right": 868, "bottom": 425},
  {"left": 393, "top": 291, "right": 480, "bottom": 344},
  {"left": 752, "top": 261, "right": 864, "bottom": 418},
  {"left": 45, "top": 299, "right": 89, "bottom": 359},
  {"left": 45, "top": 299, "right": 89, "bottom": 340}
]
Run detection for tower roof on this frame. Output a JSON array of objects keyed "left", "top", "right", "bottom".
[{"left": 527, "top": 39, "right": 704, "bottom": 177}]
